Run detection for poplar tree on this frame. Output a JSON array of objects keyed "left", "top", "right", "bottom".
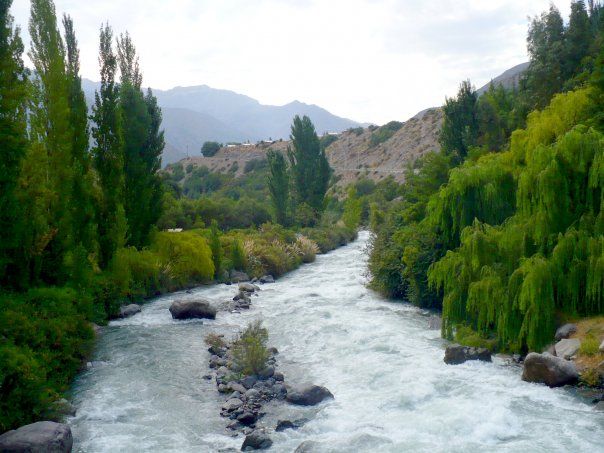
[
  {"left": 267, "top": 149, "right": 289, "bottom": 225},
  {"left": 0, "top": 0, "right": 27, "bottom": 286},
  {"left": 118, "top": 33, "right": 163, "bottom": 247},
  {"left": 565, "top": 1, "right": 591, "bottom": 81},
  {"left": 28, "top": 0, "right": 74, "bottom": 283},
  {"left": 63, "top": 14, "right": 97, "bottom": 273},
  {"left": 91, "top": 23, "right": 126, "bottom": 267},
  {"left": 439, "top": 80, "right": 478, "bottom": 165},
  {"left": 287, "top": 115, "right": 331, "bottom": 218}
]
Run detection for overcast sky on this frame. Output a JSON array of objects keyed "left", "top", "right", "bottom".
[{"left": 12, "top": 0, "right": 571, "bottom": 124}]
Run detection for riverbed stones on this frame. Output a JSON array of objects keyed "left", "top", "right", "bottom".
[
  {"left": 222, "top": 398, "right": 244, "bottom": 412},
  {"left": 169, "top": 299, "right": 216, "bottom": 320},
  {"left": 443, "top": 344, "right": 492, "bottom": 365},
  {"left": 259, "top": 275, "right": 274, "bottom": 284},
  {"left": 554, "top": 323, "right": 577, "bottom": 341},
  {"left": 229, "top": 382, "right": 247, "bottom": 394},
  {"left": 237, "top": 411, "right": 257, "bottom": 426},
  {"left": 258, "top": 366, "right": 274, "bottom": 379},
  {"left": 522, "top": 352, "right": 579, "bottom": 387},
  {"left": 230, "top": 270, "right": 250, "bottom": 283},
  {"left": 273, "top": 371, "right": 284, "bottom": 381},
  {"left": 238, "top": 283, "right": 259, "bottom": 293},
  {"left": 118, "top": 303, "right": 141, "bottom": 318},
  {"left": 241, "top": 430, "right": 272, "bottom": 451},
  {"left": 554, "top": 338, "right": 581, "bottom": 359},
  {"left": 0, "top": 421, "right": 73, "bottom": 452},
  {"left": 295, "top": 441, "right": 320, "bottom": 453},
  {"left": 241, "top": 375, "right": 257, "bottom": 389},
  {"left": 49, "top": 398, "right": 76, "bottom": 420},
  {"left": 286, "top": 384, "right": 334, "bottom": 406}
]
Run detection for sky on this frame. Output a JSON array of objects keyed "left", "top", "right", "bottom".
[{"left": 11, "top": 0, "right": 572, "bottom": 124}]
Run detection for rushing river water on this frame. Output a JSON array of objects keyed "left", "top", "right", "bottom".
[{"left": 70, "top": 231, "right": 604, "bottom": 452}]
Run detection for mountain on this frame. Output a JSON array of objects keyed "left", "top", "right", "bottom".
[
  {"left": 82, "top": 79, "right": 361, "bottom": 165},
  {"left": 477, "top": 61, "right": 529, "bottom": 95}
]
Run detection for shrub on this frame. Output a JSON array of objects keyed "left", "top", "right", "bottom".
[
  {"left": 454, "top": 325, "right": 498, "bottom": 351},
  {"left": 579, "top": 335, "right": 601, "bottom": 356},
  {"left": 231, "top": 239, "right": 247, "bottom": 271},
  {"left": 296, "top": 235, "right": 320, "bottom": 263},
  {"left": 231, "top": 321, "right": 269, "bottom": 376},
  {"left": 153, "top": 232, "right": 214, "bottom": 288},
  {"left": 369, "top": 121, "right": 403, "bottom": 147},
  {"left": 244, "top": 158, "right": 268, "bottom": 174},
  {"left": 580, "top": 368, "right": 602, "bottom": 387},
  {"left": 205, "top": 333, "right": 227, "bottom": 351},
  {"left": 110, "top": 247, "right": 161, "bottom": 300},
  {"left": 201, "top": 141, "right": 222, "bottom": 157}
]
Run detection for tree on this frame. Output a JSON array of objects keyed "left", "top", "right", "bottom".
[
  {"left": 0, "top": 0, "right": 28, "bottom": 286},
  {"left": 439, "top": 80, "right": 478, "bottom": 164},
  {"left": 524, "top": 5, "right": 565, "bottom": 108},
  {"left": 287, "top": 115, "right": 331, "bottom": 218},
  {"left": 91, "top": 23, "right": 126, "bottom": 267},
  {"left": 266, "top": 149, "right": 289, "bottom": 225},
  {"left": 209, "top": 219, "right": 222, "bottom": 279},
  {"left": 565, "top": 1, "right": 592, "bottom": 82},
  {"left": 63, "top": 14, "right": 97, "bottom": 273},
  {"left": 28, "top": 0, "right": 75, "bottom": 284},
  {"left": 118, "top": 32, "right": 163, "bottom": 247},
  {"left": 201, "top": 141, "right": 222, "bottom": 157}
]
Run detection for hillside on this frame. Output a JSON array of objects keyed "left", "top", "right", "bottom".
[{"left": 172, "top": 108, "right": 443, "bottom": 186}]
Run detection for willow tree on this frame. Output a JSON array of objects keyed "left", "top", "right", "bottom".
[{"left": 0, "top": 0, "right": 27, "bottom": 286}]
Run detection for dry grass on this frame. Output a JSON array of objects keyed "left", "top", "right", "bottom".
[{"left": 568, "top": 316, "right": 604, "bottom": 375}]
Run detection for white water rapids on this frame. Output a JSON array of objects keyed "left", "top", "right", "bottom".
[{"left": 69, "top": 231, "right": 604, "bottom": 452}]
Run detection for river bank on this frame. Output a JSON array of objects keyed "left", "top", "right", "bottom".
[{"left": 62, "top": 231, "right": 604, "bottom": 452}]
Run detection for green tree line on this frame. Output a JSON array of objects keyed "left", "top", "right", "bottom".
[{"left": 369, "top": 0, "right": 604, "bottom": 352}]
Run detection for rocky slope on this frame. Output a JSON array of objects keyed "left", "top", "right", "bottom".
[{"left": 173, "top": 107, "right": 442, "bottom": 185}]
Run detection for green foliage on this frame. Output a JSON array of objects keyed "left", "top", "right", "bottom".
[
  {"left": 369, "top": 121, "right": 402, "bottom": 147},
  {"left": 0, "top": 288, "right": 94, "bottom": 432},
  {"left": 439, "top": 80, "right": 479, "bottom": 164},
  {"left": 231, "top": 321, "right": 269, "bottom": 376},
  {"left": 267, "top": 149, "right": 289, "bottom": 225},
  {"left": 230, "top": 239, "right": 246, "bottom": 271},
  {"left": 0, "top": 0, "right": 28, "bottom": 287},
  {"left": 209, "top": 220, "right": 222, "bottom": 279},
  {"left": 288, "top": 115, "right": 332, "bottom": 215},
  {"left": 244, "top": 158, "right": 267, "bottom": 174},
  {"left": 201, "top": 141, "right": 222, "bottom": 157},
  {"left": 454, "top": 325, "right": 498, "bottom": 351},
  {"left": 579, "top": 335, "right": 601, "bottom": 356},
  {"left": 320, "top": 133, "right": 338, "bottom": 149},
  {"left": 342, "top": 187, "right": 362, "bottom": 229}
]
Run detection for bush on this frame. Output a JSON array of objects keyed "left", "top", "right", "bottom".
[
  {"left": 244, "top": 158, "right": 267, "bottom": 174},
  {"left": 153, "top": 232, "right": 214, "bottom": 289},
  {"left": 295, "top": 235, "right": 320, "bottom": 263},
  {"left": 454, "top": 325, "right": 498, "bottom": 351},
  {"left": 0, "top": 288, "right": 94, "bottom": 432},
  {"left": 205, "top": 333, "right": 227, "bottom": 351},
  {"left": 201, "top": 141, "right": 222, "bottom": 157},
  {"left": 580, "top": 335, "right": 601, "bottom": 356},
  {"left": 320, "top": 134, "right": 338, "bottom": 149},
  {"left": 369, "top": 121, "right": 403, "bottom": 147},
  {"left": 110, "top": 247, "right": 161, "bottom": 300},
  {"left": 231, "top": 321, "right": 269, "bottom": 376}
]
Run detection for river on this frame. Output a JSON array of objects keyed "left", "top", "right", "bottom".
[{"left": 69, "top": 231, "right": 604, "bottom": 452}]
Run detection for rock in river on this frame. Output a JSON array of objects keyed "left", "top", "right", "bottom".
[
  {"left": 241, "top": 430, "right": 272, "bottom": 451},
  {"left": 443, "top": 344, "right": 491, "bottom": 365},
  {"left": 522, "top": 352, "right": 579, "bottom": 387},
  {"left": 0, "top": 421, "right": 73, "bottom": 453},
  {"left": 230, "top": 270, "right": 250, "bottom": 283},
  {"left": 554, "top": 338, "right": 581, "bottom": 359},
  {"left": 286, "top": 384, "right": 334, "bottom": 406},
  {"left": 169, "top": 299, "right": 216, "bottom": 320},
  {"left": 119, "top": 303, "right": 141, "bottom": 318}
]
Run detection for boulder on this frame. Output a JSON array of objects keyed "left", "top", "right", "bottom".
[
  {"left": 554, "top": 323, "right": 577, "bottom": 341},
  {"left": 295, "top": 441, "right": 320, "bottom": 453},
  {"left": 259, "top": 275, "right": 274, "bottom": 284},
  {"left": 244, "top": 388, "right": 260, "bottom": 400},
  {"left": 229, "top": 382, "right": 247, "bottom": 394},
  {"left": 443, "top": 344, "right": 491, "bottom": 365},
  {"left": 276, "top": 418, "right": 307, "bottom": 432},
  {"left": 169, "top": 300, "right": 216, "bottom": 320},
  {"left": 258, "top": 366, "right": 274, "bottom": 379},
  {"left": 222, "top": 398, "right": 243, "bottom": 412},
  {"left": 237, "top": 412, "right": 257, "bottom": 426},
  {"left": 600, "top": 340, "right": 604, "bottom": 353},
  {"left": 554, "top": 338, "right": 581, "bottom": 359},
  {"left": 428, "top": 315, "right": 442, "bottom": 331},
  {"left": 230, "top": 270, "right": 250, "bottom": 283},
  {"left": 241, "top": 375, "right": 257, "bottom": 389},
  {"left": 241, "top": 430, "right": 272, "bottom": 451},
  {"left": 273, "top": 371, "right": 284, "bottom": 382},
  {"left": 0, "top": 421, "right": 73, "bottom": 452},
  {"left": 119, "top": 303, "right": 141, "bottom": 318},
  {"left": 286, "top": 384, "right": 334, "bottom": 406},
  {"left": 238, "top": 283, "right": 259, "bottom": 293},
  {"left": 522, "top": 352, "right": 579, "bottom": 387},
  {"left": 48, "top": 398, "right": 76, "bottom": 420}
]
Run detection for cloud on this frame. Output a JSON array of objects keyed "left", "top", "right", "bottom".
[{"left": 11, "top": 0, "right": 571, "bottom": 124}]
